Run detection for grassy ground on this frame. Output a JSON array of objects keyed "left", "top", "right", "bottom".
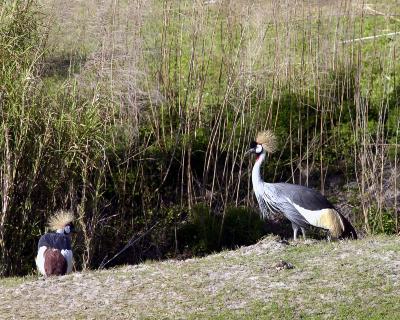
[{"left": 1, "top": 235, "right": 400, "bottom": 319}]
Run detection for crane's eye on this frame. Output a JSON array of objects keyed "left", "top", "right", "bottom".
[
  {"left": 255, "top": 144, "right": 263, "bottom": 154},
  {"left": 250, "top": 141, "right": 257, "bottom": 148}
]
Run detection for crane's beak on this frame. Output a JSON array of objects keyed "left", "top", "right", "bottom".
[{"left": 245, "top": 148, "right": 256, "bottom": 156}]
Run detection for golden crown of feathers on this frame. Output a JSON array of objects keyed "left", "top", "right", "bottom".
[
  {"left": 48, "top": 210, "right": 74, "bottom": 231},
  {"left": 256, "top": 130, "right": 277, "bottom": 154}
]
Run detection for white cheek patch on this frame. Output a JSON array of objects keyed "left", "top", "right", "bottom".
[
  {"left": 64, "top": 225, "right": 71, "bottom": 234},
  {"left": 256, "top": 145, "right": 263, "bottom": 153}
]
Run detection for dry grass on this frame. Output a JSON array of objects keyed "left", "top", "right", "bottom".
[
  {"left": 40, "top": 0, "right": 152, "bottom": 137},
  {"left": 1, "top": 235, "right": 400, "bottom": 319}
]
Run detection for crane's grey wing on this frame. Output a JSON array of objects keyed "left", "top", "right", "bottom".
[
  {"left": 278, "top": 202, "right": 311, "bottom": 228},
  {"left": 262, "top": 183, "right": 310, "bottom": 228},
  {"left": 273, "top": 183, "right": 334, "bottom": 210},
  {"left": 271, "top": 183, "right": 349, "bottom": 234},
  {"left": 263, "top": 183, "right": 356, "bottom": 238},
  {"left": 38, "top": 233, "right": 72, "bottom": 251},
  {"left": 255, "top": 194, "right": 271, "bottom": 219}
]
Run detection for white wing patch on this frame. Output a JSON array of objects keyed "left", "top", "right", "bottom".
[
  {"left": 61, "top": 249, "right": 73, "bottom": 274},
  {"left": 36, "top": 247, "right": 73, "bottom": 276},
  {"left": 289, "top": 200, "right": 326, "bottom": 227},
  {"left": 35, "top": 246, "right": 47, "bottom": 276},
  {"left": 286, "top": 197, "right": 345, "bottom": 236},
  {"left": 285, "top": 197, "right": 328, "bottom": 227}
]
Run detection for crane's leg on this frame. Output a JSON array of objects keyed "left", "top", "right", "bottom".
[
  {"left": 291, "top": 223, "right": 299, "bottom": 241},
  {"left": 301, "top": 227, "right": 306, "bottom": 240}
]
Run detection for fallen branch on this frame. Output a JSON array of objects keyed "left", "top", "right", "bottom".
[
  {"left": 363, "top": 4, "right": 400, "bottom": 23},
  {"left": 341, "top": 32, "right": 400, "bottom": 44},
  {"left": 99, "top": 221, "right": 160, "bottom": 269}
]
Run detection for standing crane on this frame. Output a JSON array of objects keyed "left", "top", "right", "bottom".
[
  {"left": 35, "top": 210, "right": 75, "bottom": 276},
  {"left": 247, "top": 130, "right": 357, "bottom": 240}
]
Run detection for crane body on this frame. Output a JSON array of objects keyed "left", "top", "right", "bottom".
[
  {"left": 248, "top": 131, "right": 357, "bottom": 240},
  {"left": 36, "top": 210, "right": 75, "bottom": 276}
]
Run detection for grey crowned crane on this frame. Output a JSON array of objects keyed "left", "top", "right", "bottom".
[
  {"left": 35, "top": 210, "right": 75, "bottom": 276},
  {"left": 248, "top": 131, "right": 357, "bottom": 240}
]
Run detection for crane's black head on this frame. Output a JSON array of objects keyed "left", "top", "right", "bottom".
[
  {"left": 63, "top": 222, "right": 76, "bottom": 235},
  {"left": 247, "top": 140, "right": 263, "bottom": 155}
]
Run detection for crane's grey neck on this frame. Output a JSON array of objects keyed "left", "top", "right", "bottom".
[{"left": 252, "top": 151, "right": 266, "bottom": 188}]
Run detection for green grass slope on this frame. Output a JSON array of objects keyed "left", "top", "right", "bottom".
[{"left": 1, "top": 236, "right": 399, "bottom": 319}]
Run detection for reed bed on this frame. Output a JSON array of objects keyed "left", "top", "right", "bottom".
[{"left": 0, "top": 0, "right": 399, "bottom": 275}]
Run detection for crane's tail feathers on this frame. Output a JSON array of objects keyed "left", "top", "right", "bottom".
[
  {"left": 316, "top": 209, "right": 343, "bottom": 238},
  {"left": 337, "top": 211, "right": 358, "bottom": 239},
  {"left": 316, "top": 209, "right": 357, "bottom": 239}
]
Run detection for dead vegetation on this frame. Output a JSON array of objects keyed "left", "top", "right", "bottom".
[{"left": 1, "top": 235, "right": 400, "bottom": 319}]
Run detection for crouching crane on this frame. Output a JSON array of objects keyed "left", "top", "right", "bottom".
[
  {"left": 248, "top": 131, "right": 357, "bottom": 240},
  {"left": 35, "top": 210, "right": 75, "bottom": 276}
]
